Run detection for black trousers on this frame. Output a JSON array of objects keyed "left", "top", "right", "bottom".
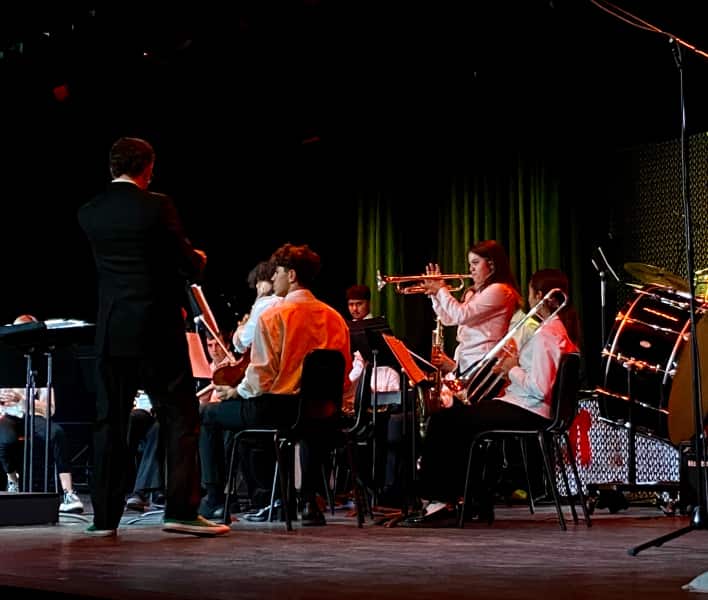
[
  {"left": 418, "top": 399, "right": 550, "bottom": 503},
  {"left": 92, "top": 352, "right": 200, "bottom": 529},
  {"left": 199, "top": 394, "right": 299, "bottom": 500}
]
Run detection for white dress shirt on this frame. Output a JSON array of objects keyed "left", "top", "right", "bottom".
[
  {"left": 232, "top": 293, "right": 283, "bottom": 354},
  {"left": 499, "top": 315, "right": 579, "bottom": 419},
  {"left": 431, "top": 282, "right": 518, "bottom": 373}
]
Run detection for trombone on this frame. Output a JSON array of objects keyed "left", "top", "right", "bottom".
[
  {"left": 444, "top": 287, "right": 568, "bottom": 403},
  {"left": 376, "top": 269, "right": 473, "bottom": 295}
]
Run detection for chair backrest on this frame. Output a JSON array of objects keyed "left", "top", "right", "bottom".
[
  {"left": 294, "top": 349, "right": 346, "bottom": 434},
  {"left": 547, "top": 352, "right": 581, "bottom": 433},
  {"left": 348, "top": 360, "right": 373, "bottom": 436}
]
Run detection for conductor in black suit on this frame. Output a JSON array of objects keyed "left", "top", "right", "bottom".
[{"left": 77, "top": 136, "right": 228, "bottom": 537}]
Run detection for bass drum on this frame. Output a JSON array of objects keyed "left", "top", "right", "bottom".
[{"left": 597, "top": 285, "right": 694, "bottom": 442}]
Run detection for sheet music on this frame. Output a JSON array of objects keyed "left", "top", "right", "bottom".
[
  {"left": 44, "top": 318, "right": 92, "bottom": 329},
  {"left": 189, "top": 284, "right": 220, "bottom": 336},
  {"left": 381, "top": 333, "right": 428, "bottom": 386},
  {"left": 186, "top": 332, "right": 212, "bottom": 378}
]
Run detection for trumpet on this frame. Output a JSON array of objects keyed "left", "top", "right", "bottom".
[{"left": 376, "top": 269, "right": 473, "bottom": 295}]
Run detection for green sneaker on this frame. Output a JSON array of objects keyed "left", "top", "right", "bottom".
[
  {"left": 162, "top": 515, "right": 230, "bottom": 537},
  {"left": 85, "top": 524, "right": 117, "bottom": 537}
]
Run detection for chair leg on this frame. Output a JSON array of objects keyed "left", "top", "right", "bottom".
[
  {"left": 562, "top": 432, "right": 592, "bottom": 527},
  {"left": 223, "top": 434, "right": 241, "bottom": 526},
  {"left": 552, "top": 435, "right": 578, "bottom": 524},
  {"left": 518, "top": 437, "right": 535, "bottom": 514},
  {"left": 268, "top": 461, "right": 279, "bottom": 522},
  {"left": 458, "top": 442, "right": 477, "bottom": 529},
  {"left": 273, "top": 435, "right": 292, "bottom": 531},
  {"left": 322, "top": 462, "right": 336, "bottom": 516},
  {"left": 537, "top": 432, "right": 566, "bottom": 531},
  {"left": 345, "top": 438, "right": 366, "bottom": 527}
]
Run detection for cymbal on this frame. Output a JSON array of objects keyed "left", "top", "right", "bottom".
[
  {"left": 668, "top": 316, "right": 708, "bottom": 445},
  {"left": 623, "top": 262, "right": 689, "bottom": 292}
]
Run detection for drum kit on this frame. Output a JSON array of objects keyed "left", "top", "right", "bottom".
[{"left": 596, "top": 262, "right": 708, "bottom": 447}]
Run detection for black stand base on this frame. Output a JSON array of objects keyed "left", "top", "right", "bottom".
[
  {"left": 629, "top": 505, "right": 708, "bottom": 556},
  {"left": 0, "top": 492, "right": 60, "bottom": 526}
]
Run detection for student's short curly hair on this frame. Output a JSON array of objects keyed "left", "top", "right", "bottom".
[{"left": 270, "top": 243, "right": 321, "bottom": 289}]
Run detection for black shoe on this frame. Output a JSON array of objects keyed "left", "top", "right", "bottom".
[
  {"left": 199, "top": 498, "right": 225, "bottom": 520},
  {"left": 301, "top": 502, "right": 326, "bottom": 526},
  {"left": 401, "top": 503, "right": 457, "bottom": 527},
  {"left": 461, "top": 500, "right": 495, "bottom": 525}
]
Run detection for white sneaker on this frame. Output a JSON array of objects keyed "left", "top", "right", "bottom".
[
  {"left": 60, "top": 490, "right": 85, "bottom": 513},
  {"left": 424, "top": 501, "right": 449, "bottom": 517},
  {"left": 6, "top": 480, "right": 19, "bottom": 493}
]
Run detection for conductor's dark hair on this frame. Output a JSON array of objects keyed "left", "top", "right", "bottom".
[{"left": 109, "top": 137, "right": 155, "bottom": 179}]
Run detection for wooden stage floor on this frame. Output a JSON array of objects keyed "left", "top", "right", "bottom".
[{"left": 1, "top": 495, "right": 707, "bottom": 599}]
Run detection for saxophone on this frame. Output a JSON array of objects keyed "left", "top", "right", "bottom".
[{"left": 417, "top": 317, "right": 444, "bottom": 438}]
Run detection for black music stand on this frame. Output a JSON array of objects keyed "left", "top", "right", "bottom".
[
  {"left": 0, "top": 319, "right": 94, "bottom": 525},
  {"left": 347, "top": 318, "right": 396, "bottom": 505},
  {"left": 378, "top": 333, "right": 434, "bottom": 523}
]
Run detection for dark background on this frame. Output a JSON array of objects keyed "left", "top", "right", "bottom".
[{"left": 1, "top": 1, "right": 708, "bottom": 385}]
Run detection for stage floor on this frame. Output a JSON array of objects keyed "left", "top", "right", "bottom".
[{"left": 1, "top": 494, "right": 707, "bottom": 599}]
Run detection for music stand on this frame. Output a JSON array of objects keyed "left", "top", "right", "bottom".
[
  {"left": 380, "top": 333, "right": 434, "bottom": 520},
  {"left": 347, "top": 318, "right": 396, "bottom": 504},
  {"left": 0, "top": 319, "right": 94, "bottom": 525}
]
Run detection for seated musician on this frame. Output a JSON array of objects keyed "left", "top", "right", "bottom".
[
  {"left": 411, "top": 268, "right": 581, "bottom": 524},
  {"left": 0, "top": 315, "right": 84, "bottom": 513},
  {"left": 198, "top": 243, "right": 352, "bottom": 526}
]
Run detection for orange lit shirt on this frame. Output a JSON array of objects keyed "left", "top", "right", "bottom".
[{"left": 237, "top": 289, "right": 353, "bottom": 400}]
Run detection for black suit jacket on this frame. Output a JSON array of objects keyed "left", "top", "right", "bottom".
[{"left": 77, "top": 181, "right": 205, "bottom": 358}]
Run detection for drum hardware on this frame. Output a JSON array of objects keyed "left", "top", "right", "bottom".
[
  {"left": 695, "top": 267, "right": 708, "bottom": 303},
  {"left": 599, "top": 284, "right": 693, "bottom": 442},
  {"left": 624, "top": 262, "right": 690, "bottom": 292},
  {"left": 588, "top": 284, "right": 690, "bottom": 513},
  {"left": 588, "top": 358, "right": 680, "bottom": 514},
  {"left": 592, "top": 246, "right": 621, "bottom": 355}
]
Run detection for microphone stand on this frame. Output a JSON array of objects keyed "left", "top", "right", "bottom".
[
  {"left": 591, "top": 259, "right": 607, "bottom": 353},
  {"left": 629, "top": 38, "right": 707, "bottom": 555}
]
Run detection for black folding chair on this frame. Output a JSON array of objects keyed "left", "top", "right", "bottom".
[
  {"left": 223, "top": 348, "right": 367, "bottom": 530},
  {"left": 459, "top": 352, "right": 592, "bottom": 530}
]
